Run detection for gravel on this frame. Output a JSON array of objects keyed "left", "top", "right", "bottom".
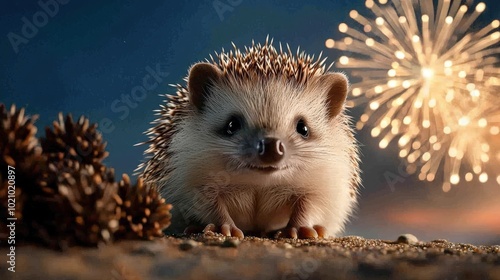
[{"left": 1, "top": 234, "right": 499, "bottom": 280}]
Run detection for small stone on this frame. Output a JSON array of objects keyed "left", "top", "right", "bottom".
[
  {"left": 179, "top": 239, "right": 199, "bottom": 251},
  {"left": 396, "top": 234, "right": 419, "bottom": 245},
  {"left": 221, "top": 239, "right": 240, "bottom": 248},
  {"left": 278, "top": 243, "right": 293, "bottom": 249}
]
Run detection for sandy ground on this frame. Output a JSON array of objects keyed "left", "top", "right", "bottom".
[{"left": 1, "top": 234, "right": 499, "bottom": 280}]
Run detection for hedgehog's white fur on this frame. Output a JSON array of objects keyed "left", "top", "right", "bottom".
[{"left": 139, "top": 39, "right": 361, "bottom": 237}]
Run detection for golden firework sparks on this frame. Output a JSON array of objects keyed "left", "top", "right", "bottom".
[
  {"left": 419, "top": 99, "right": 500, "bottom": 191},
  {"left": 326, "top": 0, "right": 500, "bottom": 190}
]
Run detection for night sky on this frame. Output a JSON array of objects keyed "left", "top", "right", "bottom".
[{"left": 1, "top": 0, "right": 499, "bottom": 244}]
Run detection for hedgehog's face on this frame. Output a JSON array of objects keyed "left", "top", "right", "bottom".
[{"left": 185, "top": 63, "right": 348, "bottom": 185}]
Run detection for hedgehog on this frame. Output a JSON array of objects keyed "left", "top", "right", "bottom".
[{"left": 138, "top": 38, "right": 361, "bottom": 239}]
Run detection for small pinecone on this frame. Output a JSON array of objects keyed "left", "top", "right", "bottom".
[
  {"left": 114, "top": 174, "right": 172, "bottom": 240},
  {"left": 32, "top": 162, "right": 119, "bottom": 247},
  {"left": 0, "top": 104, "right": 45, "bottom": 239},
  {"left": 41, "top": 113, "right": 108, "bottom": 169}
]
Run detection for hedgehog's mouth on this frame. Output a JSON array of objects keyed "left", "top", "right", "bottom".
[{"left": 246, "top": 164, "right": 286, "bottom": 173}]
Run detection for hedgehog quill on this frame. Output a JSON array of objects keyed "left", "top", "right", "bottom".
[{"left": 138, "top": 38, "right": 361, "bottom": 239}]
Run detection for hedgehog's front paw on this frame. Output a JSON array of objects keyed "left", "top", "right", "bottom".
[
  {"left": 203, "top": 223, "right": 244, "bottom": 239},
  {"left": 275, "top": 225, "right": 327, "bottom": 239}
]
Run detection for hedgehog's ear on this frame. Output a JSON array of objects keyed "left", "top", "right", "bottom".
[
  {"left": 188, "top": 63, "right": 222, "bottom": 111},
  {"left": 319, "top": 73, "right": 349, "bottom": 119}
]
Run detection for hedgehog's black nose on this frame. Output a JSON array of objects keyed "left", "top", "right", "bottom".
[{"left": 257, "top": 137, "right": 285, "bottom": 164}]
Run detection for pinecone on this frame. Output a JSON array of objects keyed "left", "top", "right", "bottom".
[
  {"left": 30, "top": 111, "right": 118, "bottom": 248},
  {"left": 33, "top": 162, "right": 120, "bottom": 247},
  {"left": 35, "top": 112, "right": 116, "bottom": 247},
  {"left": 41, "top": 113, "right": 108, "bottom": 169},
  {"left": 114, "top": 174, "right": 172, "bottom": 240},
  {"left": 0, "top": 104, "right": 45, "bottom": 239},
  {"left": 1, "top": 106, "right": 172, "bottom": 247}
]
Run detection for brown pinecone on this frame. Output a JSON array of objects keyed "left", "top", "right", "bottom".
[
  {"left": 33, "top": 162, "right": 120, "bottom": 247},
  {"left": 31, "top": 112, "right": 116, "bottom": 248},
  {"left": 41, "top": 113, "right": 109, "bottom": 169},
  {"left": 0, "top": 104, "right": 45, "bottom": 239},
  {"left": 1, "top": 106, "right": 172, "bottom": 248},
  {"left": 114, "top": 174, "right": 172, "bottom": 240}
]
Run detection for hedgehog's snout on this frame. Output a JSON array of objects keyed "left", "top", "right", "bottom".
[{"left": 256, "top": 137, "right": 285, "bottom": 164}]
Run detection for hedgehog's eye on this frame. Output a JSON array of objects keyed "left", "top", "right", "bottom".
[
  {"left": 224, "top": 115, "right": 242, "bottom": 136},
  {"left": 296, "top": 119, "right": 309, "bottom": 138}
]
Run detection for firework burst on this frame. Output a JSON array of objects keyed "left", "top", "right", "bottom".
[
  {"left": 326, "top": 0, "right": 500, "bottom": 190},
  {"left": 417, "top": 98, "right": 500, "bottom": 191}
]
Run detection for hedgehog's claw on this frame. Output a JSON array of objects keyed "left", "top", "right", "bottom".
[
  {"left": 203, "top": 223, "right": 244, "bottom": 239},
  {"left": 312, "top": 225, "right": 327, "bottom": 238},
  {"left": 274, "top": 225, "right": 327, "bottom": 239},
  {"left": 221, "top": 224, "right": 244, "bottom": 238}
]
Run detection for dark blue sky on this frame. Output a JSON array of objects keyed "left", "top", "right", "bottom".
[
  {"left": 1, "top": 0, "right": 499, "bottom": 243},
  {"left": 1, "top": 0, "right": 360, "bottom": 175}
]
